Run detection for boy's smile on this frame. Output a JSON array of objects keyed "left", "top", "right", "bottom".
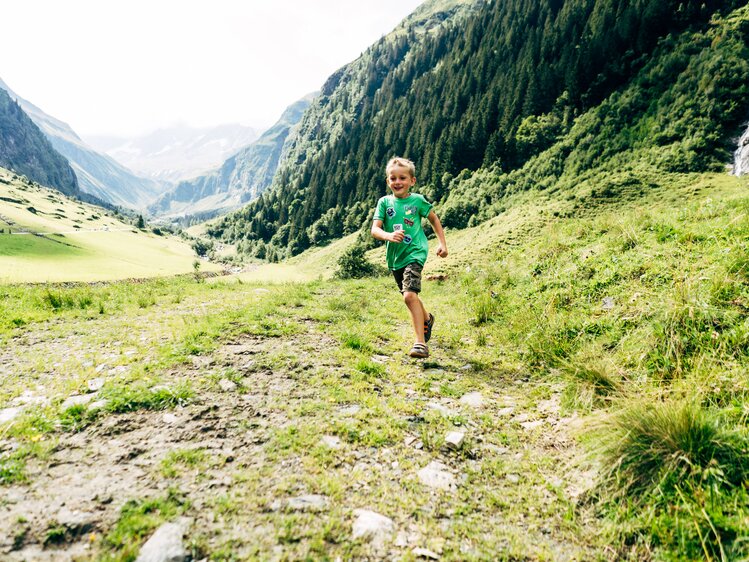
[{"left": 387, "top": 165, "right": 416, "bottom": 198}]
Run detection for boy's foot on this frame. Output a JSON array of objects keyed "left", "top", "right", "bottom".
[
  {"left": 424, "top": 313, "right": 435, "bottom": 343},
  {"left": 408, "top": 343, "right": 429, "bottom": 358}
]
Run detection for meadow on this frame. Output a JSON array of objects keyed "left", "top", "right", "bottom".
[
  {"left": 0, "top": 169, "right": 748, "bottom": 560},
  {"left": 0, "top": 168, "right": 221, "bottom": 283}
]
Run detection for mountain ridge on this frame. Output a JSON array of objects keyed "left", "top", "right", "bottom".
[{"left": 0, "top": 77, "right": 163, "bottom": 210}]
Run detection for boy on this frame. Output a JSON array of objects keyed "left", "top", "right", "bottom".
[{"left": 371, "top": 157, "right": 448, "bottom": 358}]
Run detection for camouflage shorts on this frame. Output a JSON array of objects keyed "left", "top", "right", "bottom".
[{"left": 392, "top": 262, "right": 423, "bottom": 293}]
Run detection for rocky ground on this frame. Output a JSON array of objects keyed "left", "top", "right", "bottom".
[{"left": 0, "top": 283, "right": 604, "bottom": 561}]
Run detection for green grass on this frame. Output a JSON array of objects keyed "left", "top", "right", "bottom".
[
  {"left": 2, "top": 170, "right": 749, "bottom": 559},
  {"left": 0, "top": 233, "right": 89, "bottom": 257},
  {"left": 101, "top": 488, "right": 191, "bottom": 561}
]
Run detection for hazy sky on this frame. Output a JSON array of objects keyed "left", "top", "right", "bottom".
[{"left": 1, "top": 0, "right": 424, "bottom": 138}]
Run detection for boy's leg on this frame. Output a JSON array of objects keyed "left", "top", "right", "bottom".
[
  {"left": 403, "top": 291, "right": 426, "bottom": 344},
  {"left": 400, "top": 263, "right": 427, "bottom": 345}
]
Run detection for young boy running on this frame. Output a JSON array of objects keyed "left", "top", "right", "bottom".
[{"left": 371, "top": 157, "right": 448, "bottom": 358}]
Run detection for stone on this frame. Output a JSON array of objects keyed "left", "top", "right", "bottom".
[
  {"left": 417, "top": 461, "right": 456, "bottom": 491},
  {"left": 0, "top": 406, "right": 23, "bottom": 423},
  {"left": 87, "top": 377, "right": 105, "bottom": 392},
  {"left": 338, "top": 404, "right": 361, "bottom": 416},
  {"left": 321, "top": 435, "right": 341, "bottom": 449},
  {"left": 425, "top": 402, "right": 452, "bottom": 416},
  {"left": 135, "top": 518, "right": 190, "bottom": 562},
  {"left": 459, "top": 392, "right": 484, "bottom": 408},
  {"left": 506, "top": 474, "right": 520, "bottom": 484},
  {"left": 254, "top": 288, "right": 271, "bottom": 294},
  {"left": 496, "top": 407, "right": 515, "bottom": 417},
  {"left": 520, "top": 420, "right": 544, "bottom": 431},
  {"left": 602, "top": 296, "right": 615, "bottom": 310},
  {"left": 163, "top": 413, "right": 179, "bottom": 424},
  {"left": 12, "top": 391, "right": 48, "bottom": 406},
  {"left": 286, "top": 494, "right": 328, "bottom": 512},
  {"left": 61, "top": 394, "right": 96, "bottom": 409},
  {"left": 56, "top": 507, "right": 96, "bottom": 533},
  {"left": 218, "top": 379, "right": 237, "bottom": 392},
  {"left": 352, "top": 509, "right": 394, "bottom": 544},
  {"left": 444, "top": 431, "right": 465, "bottom": 450},
  {"left": 88, "top": 399, "right": 108, "bottom": 411},
  {"left": 371, "top": 355, "right": 390, "bottom": 364},
  {"left": 413, "top": 547, "right": 441, "bottom": 559}
]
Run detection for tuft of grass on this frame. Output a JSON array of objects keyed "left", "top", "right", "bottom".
[
  {"left": 340, "top": 332, "right": 371, "bottom": 352},
  {"left": 102, "top": 488, "right": 189, "bottom": 560},
  {"left": 596, "top": 401, "right": 749, "bottom": 501},
  {"left": 160, "top": 448, "right": 208, "bottom": 478},
  {"left": 102, "top": 382, "right": 194, "bottom": 413},
  {"left": 594, "top": 401, "right": 749, "bottom": 559}
]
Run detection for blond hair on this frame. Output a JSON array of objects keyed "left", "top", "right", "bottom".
[{"left": 385, "top": 157, "right": 416, "bottom": 178}]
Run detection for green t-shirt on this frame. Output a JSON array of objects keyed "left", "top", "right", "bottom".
[{"left": 373, "top": 193, "right": 433, "bottom": 270}]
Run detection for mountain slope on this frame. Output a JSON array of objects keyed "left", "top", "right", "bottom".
[
  {"left": 0, "top": 87, "right": 79, "bottom": 197},
  {"left": 208, "top": 0, "right": 745, "bottom": 260},
  {"left": 86, "top": 124, "right": 260, "bottom": 184},
  {"left": 148, "top": 95, "right": 313, "bottom": 219},
  {"left": 0, "top": 78, "right": 162, "bottom": 210}
]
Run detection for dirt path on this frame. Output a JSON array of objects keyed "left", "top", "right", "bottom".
[{"left": 1, "top": 309, "right": 603, "bottom": 560}]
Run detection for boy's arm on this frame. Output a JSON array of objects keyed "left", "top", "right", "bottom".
[
  {"left": 427, "top": 211, "right": 448, "bottom": 257},
  {"left": 372, "top": 219, "right": 404, "bottom": 243}
]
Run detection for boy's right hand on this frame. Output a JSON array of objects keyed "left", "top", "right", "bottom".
[{"left": 390, "top": 231, "right": 405, "bottom": 243}]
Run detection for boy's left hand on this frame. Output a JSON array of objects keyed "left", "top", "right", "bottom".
[{"left": 436, "top": 245, "right": 448, "bottom": 258}]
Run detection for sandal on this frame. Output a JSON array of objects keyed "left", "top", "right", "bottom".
[
  {"left": 409, "top": 343, "right": 429, "bottom": 358},
  {"left": 424, "top": 313, "right": 435, "bottom": 343}
]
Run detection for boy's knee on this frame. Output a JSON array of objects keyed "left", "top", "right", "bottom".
[{"left": 403, "top": 291, "right": 418, "bottom": 305}]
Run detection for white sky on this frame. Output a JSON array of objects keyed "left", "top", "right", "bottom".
[{"left": 1, "top": 0, "right": 424, "bottom": 138}]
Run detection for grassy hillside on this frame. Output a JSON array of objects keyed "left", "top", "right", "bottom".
[
  {"left": 0, "top": 167, "right": 221, "bottom": 283},
  {"left": 1, "top": 168, "right": 746, "bottom": 560}
]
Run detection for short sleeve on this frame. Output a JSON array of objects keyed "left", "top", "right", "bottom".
[
  {"left": 373, "top": 197, "right": 387, "bottom": 221},
  {"left": 418, "top": 194, "right": 433, "bottom": 217}
]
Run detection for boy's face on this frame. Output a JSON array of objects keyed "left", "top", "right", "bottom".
[{"left": 386, "top": 165, "right": 416, "bottom": 199}]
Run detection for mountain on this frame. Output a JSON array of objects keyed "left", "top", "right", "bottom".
[
  {"left": 147, "top": 95, "right": 313, "bottom": 219},
  {"left": 0, "top": 86, "right": 79, "bottom": 196},
  {"left": 0, "top": 78, "right": 162, "bottom": 210},
  {"left": 207, "top": 0, "right": 748, "bottom": 261},
  {"left": 86, "top": 123, "right": 260, "bottom": 184}
]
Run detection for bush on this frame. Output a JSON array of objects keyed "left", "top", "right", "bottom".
[
  {"left": 334, "top": 244, "right": 383, "bottom": 279},
  {"left": 597, "top": 401, "right": 749, "bottom": 501},
  {"left": 191, "top": 238, "right": 214, "bottom": 257}
]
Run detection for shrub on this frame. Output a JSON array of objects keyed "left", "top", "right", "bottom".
[{"left": 334, "top": 244, "right": 383, "bottom": 279}]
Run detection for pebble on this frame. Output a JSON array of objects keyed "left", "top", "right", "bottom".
[
  {"left": 417, "top": 461, "right": 457, "bottom": 491},
  {"left": 89, "top": 399, "right": 108, "bottom": 411},
  {"left": 163, "top": 413, "right": 179, "bottom": 424},
  {"left": 338, "top": 404, "right": 361, "bottom": 416},
  {"left": 87, "top": 377, "right": 105, "bottom": 392},
  {"left": 459, "top": 392, "right": 484, "bottom": 408},
  {"left": 135, "top": 518, "right": 190, "bottom": 562},
  {"left": 602, "top": 296, "right": 615, "bottom": 310},
  {"left": 61, "top": 393, "right": 96, "bottom": 409},
  {"left": 218, "top": 379, "right": 237, "bottom": 392},
  {"left": 352, "top": 509, "right": 394, "bottom": 543},
  {"left": 520, "top": 420, "right": 544, "bottom": 430},
  {"left": 286, "top": 494, "right": 328, "bottom": 512},
  {"left": 413, "top": 547, "right": 441, "bottom": 560},
  {"left": 321, "top": 435, "right": 341, "bottom": 449},
  {"left": 444, "top": 431, "right": 465, "bottom": 450},
  {"left": 496, "top": 407, "right": 515, "bottom": 417},
  {"left": 425, "top": 402, "right": 452, "bottom": 416},
  {"left": 0, "top": 407, "right": 22, "bottom": 423},
  {"left": 12, "top": 391, "right": 48, "bottom": 406},
  {"left": 506, "top": 474, "right": 520, "bottom": 484}
]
